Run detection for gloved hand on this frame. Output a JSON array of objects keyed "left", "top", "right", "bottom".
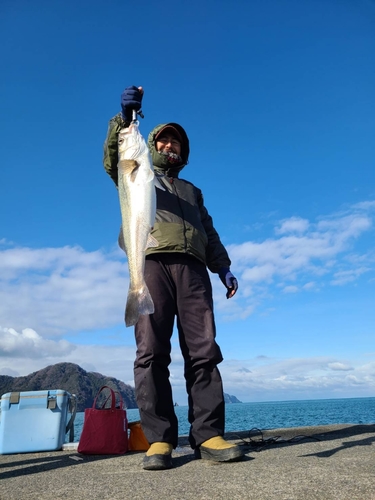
[
  {"left": 121, "top": 86, "right": 143, "bottom": 122},
  {"left": 218, "top": 267, "right": 238, "bottom": 299}
]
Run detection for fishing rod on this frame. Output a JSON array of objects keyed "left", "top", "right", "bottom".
[{"left": 132, "top": 109, "right": 144, "bottom": 122}]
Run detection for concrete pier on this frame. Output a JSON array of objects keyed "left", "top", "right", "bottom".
[{"left": 0, "top": 424, "right": 374, "bottom": 500}]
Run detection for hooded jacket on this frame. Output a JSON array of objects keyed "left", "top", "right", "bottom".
[{"left": 103, "top": 114, "right": 230, "bottom": 273}]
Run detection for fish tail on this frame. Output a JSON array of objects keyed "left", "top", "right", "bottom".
[{"left": 125, "top": 285, "right": 155, "bottom": 327}]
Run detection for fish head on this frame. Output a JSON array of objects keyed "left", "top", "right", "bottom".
[{"left": 118, "top": 124, "right": 147, "bottom": 161}]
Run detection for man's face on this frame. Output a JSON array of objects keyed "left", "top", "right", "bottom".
[{"left": 156, "top": 134, "right": 181, "bottom": 156}]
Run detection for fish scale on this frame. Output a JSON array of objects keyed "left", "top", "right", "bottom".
[{"left": 117, "top": 122, "right": 159, "bottom": 327}]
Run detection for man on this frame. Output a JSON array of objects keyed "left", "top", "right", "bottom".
[{"left": 103, "top": 86, "right": 244, "bottom": 470}]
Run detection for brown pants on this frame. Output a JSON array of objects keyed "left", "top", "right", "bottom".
[{"left": 134, "top": 253, "right": 225, "bottom": 449}]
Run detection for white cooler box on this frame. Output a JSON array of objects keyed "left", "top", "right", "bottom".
[{"left": 0, "top": 389, "right": 76, "bottom": 454}]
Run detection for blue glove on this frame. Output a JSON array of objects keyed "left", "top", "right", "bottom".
[
  {"left": 120, "top": 86, "right": 143, "bottom": 122},
  {"left": 218, "top": 267, "right": 238, "bottom": 299}
]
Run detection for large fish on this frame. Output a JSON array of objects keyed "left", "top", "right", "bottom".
[{"left": 117, "top": 122, "right": 160, "bottom": 327}]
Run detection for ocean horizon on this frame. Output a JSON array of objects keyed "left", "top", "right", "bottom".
[{"left": 71, "top": 396, "right": 375, "bottom": 442}]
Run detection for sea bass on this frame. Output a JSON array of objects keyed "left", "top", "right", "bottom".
[{"left": 117, "top": 122, "right": 159, "bottom": 327}]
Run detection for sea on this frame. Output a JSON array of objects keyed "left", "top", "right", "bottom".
[{"left": 70, "top": 397, "right": 375, "bottom": 442}]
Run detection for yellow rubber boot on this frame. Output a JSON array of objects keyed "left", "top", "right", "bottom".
[
  {"left": 143, "top": 442, "right": 173, "bottom": 470},
  {"left": 197, "top": 436, "right": 244, "bottom": 462},
  {"left": 146, "top": 442, "right": 173, "bottom": 456}
]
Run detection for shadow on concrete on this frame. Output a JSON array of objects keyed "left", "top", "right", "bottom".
[
  {"left": 227, "top": 424, "right": 375, "bottom": 454},
  {"left": 301, "top": 434, "right": 375, "bottom": 458},
  {"left": 172, "top": 452, "right": 254, "bottom": 469},
  {"left": 0, "top": 453, "right": 118, "bottom": 480},
  {"left": 1, "top": 425, "right": 373, "bottom": 479}
]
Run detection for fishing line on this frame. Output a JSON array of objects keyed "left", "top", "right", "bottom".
[{"left": 233, "top": 427, "right": 321, "bottom": 452}]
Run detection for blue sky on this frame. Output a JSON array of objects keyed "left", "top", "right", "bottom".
[{"left": 1, "top": 0, "right": 374, "bottom": 404}]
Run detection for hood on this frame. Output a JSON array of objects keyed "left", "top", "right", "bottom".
[{"left": 148, "top": 123, "right": 190, "bottom": 176}]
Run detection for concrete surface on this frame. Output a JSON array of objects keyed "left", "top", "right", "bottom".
[{"left": 0, "top": 424, "right": 374, "bottom": 500}]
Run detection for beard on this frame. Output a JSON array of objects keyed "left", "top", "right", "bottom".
[{"left": 159, "top": 150, "right": 182, "bottom": 165}]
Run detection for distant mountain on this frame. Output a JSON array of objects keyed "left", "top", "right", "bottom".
[
  {"left": 224, "top": 393, "right": 242, "bottom": 404},
  {"left": 0, "top": 362, "right": 242, "bottom": 410},
  {"left": 0, "top": 363, "right": 137, "bottom": 412}
]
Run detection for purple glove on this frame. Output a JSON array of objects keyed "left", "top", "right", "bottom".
[
  {"left": 120, "top": 86, "right": 143, "bottom": 122},
  {"left": 218, "top": 267, "right": 238, "bottom": 299}
]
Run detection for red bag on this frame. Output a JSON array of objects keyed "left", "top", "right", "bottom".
[{"left": 78, "top": 386, "right": 128, "bottom": 455}]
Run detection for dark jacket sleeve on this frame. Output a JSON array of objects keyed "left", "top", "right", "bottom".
[
  {"left": 103, "top": 113, "right": 129, "bottom": 186},
  {"left": 198, "top": 190, "right": 231, "bottom": 273}
]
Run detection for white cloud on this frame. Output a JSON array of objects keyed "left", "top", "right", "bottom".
[
  {"left": 0, "top": 245, "right": 129, "bottom": 335},
  {"left": 1, "top": 201, "right": 374, "bottom": 338},
  {"left": 0, "top": 336, "right": 137, "bottom": 387},
  {"left": 0, "top": 367, "right": 19, "bottom": 376},
  {"left": 228, "top": 203, "right": 374, "bottom": 303},
  {"left": 328, "top": 362, "right": 353, "bottom": 371},
  {"left": 352, "top": 201, "right": 375, "bottom": 211},
  {"left": 218, "top": 356, "right": 375, "bottom": 401},
  {"left": 1, "top": 335, "right": 373, "bottom": 404},
  {"left": 0, "top": 327, "right": 74, "bottom": 358},
  {"left": 302, "top": 281, "right": 316, "bottom": 290},
  {"left": 231, "top": 214, "right": 372, "bottom": 274},
  {"left": 282, "top": 285, "right": 298, "bottom": 293},
  {"left": 331, "top": 267, "right": 370, "bottom": 286},
  {"left": 275, "top": 217, "right": 309, "bottom": 235},
  {"left": 0, "top": 201, "right": 374, "bottom": 403},
  {"left": 242, "top": 264, "right": 276, "bottom": 283}
]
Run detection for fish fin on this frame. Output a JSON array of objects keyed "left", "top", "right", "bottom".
[
  {"left": 118, "top": 159, "right": 139, "bottom": 176},
  {"left": 125, "top": 286, "right": 154, "bottom": 327},
  {"left": 144, "top": 166, "right": 155, "bottom": 184},
  {"left": 154, "top": 175, "right": 166, "bottom": 191},
  {"left": 146, "top": 233, "right": 159, "bottom": 249},
  {"left": 118, "top": 228, "right": 127, "bottom": 254}
]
